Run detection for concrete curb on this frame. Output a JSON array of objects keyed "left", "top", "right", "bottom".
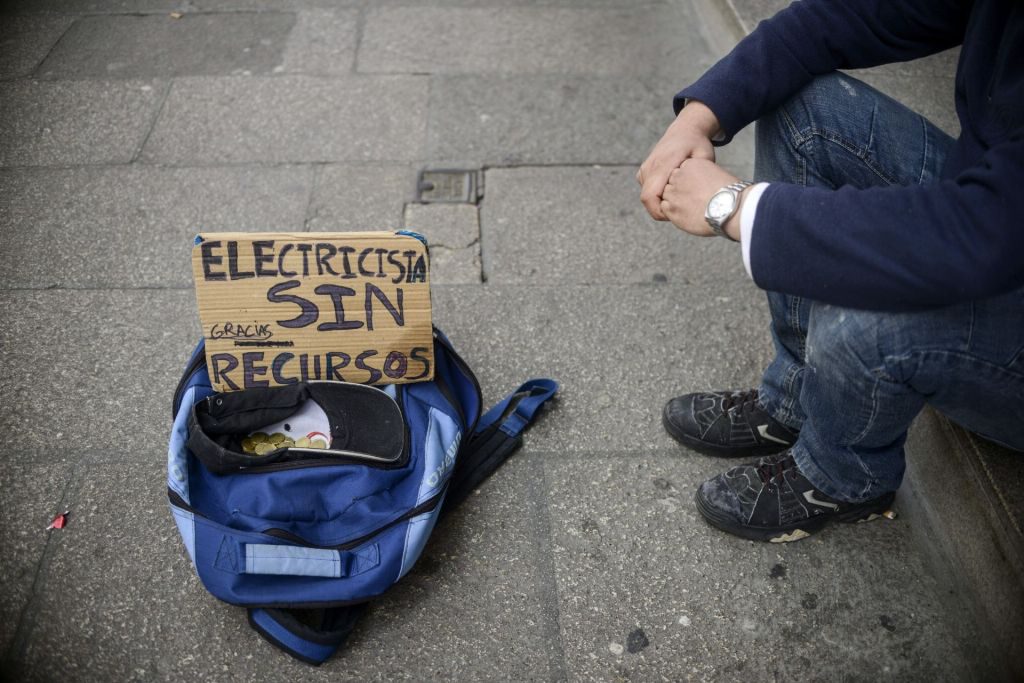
[{"left": 902, "top": 411, "right": 1023, "bottom": 681}]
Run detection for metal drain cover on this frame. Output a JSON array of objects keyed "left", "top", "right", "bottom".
[{"left": 417, "top": 169, "right": 479, "bottom": 204}]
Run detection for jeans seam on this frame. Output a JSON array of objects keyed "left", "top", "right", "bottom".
[
  {"left": 779, "top": 108, "right": 810, "bottom": 187},
  {"left": 914, "top": 349, "right": 1024, "bottom": 381},
  {"left": 966, "top": 302, "right": 976, "bottom": 351},
  {"left": 804, "top": 128, "right": 864, "bottom": 159},
  {"left": 867, "top": 103, "right": 877, "bottom": 151},
  {"left": 789, "top": 295, "right": 807, "bottom": 358},
  {"left": 791, "top": 123, "right": 902, "bottom": 187},
  {"left": 779, "top": 107, "right": 807, "bottom": 147},
  {"left": 849, "top": 376, "right": 882, "bottom": 447},
  {"left": 879, "top": 347, "right": 1024, "bottom": 391},
  {"left": 812, "top": 128, "right": 902, "bottom": 186},
  {"left": 918, "top": 115, "right": 930, "bottom": 185}
]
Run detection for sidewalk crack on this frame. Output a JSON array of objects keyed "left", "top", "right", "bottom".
[
  {"left": 301, "top": 163, "right": 323, "bottom": 231},
  {"left": 1, "top": 457, "right": 87, "bottom": 673},
  {"left": 530, "top": 458, "right": 571, "bottom": 682},
  {"left": 131, "top": 78, "right": 174, "bottom": 164}
]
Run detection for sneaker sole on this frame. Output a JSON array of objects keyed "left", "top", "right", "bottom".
[
  {"left": 661, "top": 405, "right": 793, "bottom": 458},
  {"left": 694, "top": 489, "right": 897, "bottom": 543}
]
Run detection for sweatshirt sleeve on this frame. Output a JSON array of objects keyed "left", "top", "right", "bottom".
[
  {"left": 748, "top": 138, "right": 1024, "bottom": 310},
  {"left": 676, "top": 0, "right": 971, "bottom": 143}
]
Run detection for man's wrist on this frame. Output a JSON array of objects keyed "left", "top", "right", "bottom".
[{"left": 675, "top": 99, "right": 721, "bottom": 140}]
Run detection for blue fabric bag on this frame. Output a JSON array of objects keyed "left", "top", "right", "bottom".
[{"left": 168, "top": 330, "right": 557, "bottom": 664}]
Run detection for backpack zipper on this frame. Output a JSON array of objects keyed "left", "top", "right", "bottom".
[
  {"left": 260, "top": 490, "right": 446, "bottom": 550},
  {"left": 220, "top": 449, "right": 410, "bottom": 474},
  {"left": 168, "top": 486, "right": 446, "bottom": 551}
]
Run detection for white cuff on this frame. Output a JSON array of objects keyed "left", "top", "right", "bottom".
[{"left": 740, "top": 182, "right": 769, "bottom": 279}]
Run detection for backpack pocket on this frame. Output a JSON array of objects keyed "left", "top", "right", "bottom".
[{"left": 187, "top": 382, "right": 408, "bottom": 474}]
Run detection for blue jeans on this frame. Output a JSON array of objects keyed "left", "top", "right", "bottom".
[{"left": 754, "top": 73, "right": 1024, "bottom": 502}]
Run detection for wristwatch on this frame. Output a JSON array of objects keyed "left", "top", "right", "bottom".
[{"left": 705, "top": 181, "right": 752, "bottom": 241}]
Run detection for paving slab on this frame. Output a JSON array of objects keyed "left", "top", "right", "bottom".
[
  {"left": 542, "top": 453, "right": 981, "bottom": 681},
  {"left": 0, "top": 464, "right": 74, "bottom": 657},
  {"left": 377, "top": 0, "right": 668, "bottom": 4},
  {"left": 857, "top": 47, "right": 961, "bottom": 80},
  {"left": 482, "top": 165, "right": 749, "bottom": 285},
  {"left": 141, "top": 76, "right": 428, "bottom": 164},
  {"left": 36, "top": 13, "right": 295, "bottom": 79},
  {"left": 404, "top": 203, "right": 481, "bottom": 285},
  {"left": 360, "top": 6, "right": 701, "bottom": 77},
  {"left": 0, "top": 15, "right": 74, "bottom": 79},
  {"left": 430, "top": 284, "right": 774, "bottom": 456},
  {"left": 0, "top": 0, "right": 195, "bottom": 13},
  {"left": 6, "top": 460, "right": 261, "bottom": 682},
  {"left": 727, "top": 0, "right": 789, "bottom": 31},
  {"left": 192, "top": 0, "right": 359, "bottom": 10},
  {"left": 9, "top": 456, "right": 563, "bottom": 681},
  {"left": 0, "top": 165, "right": 313, "bottom": 288},
  {"left": 0, "top": 290, "right": 200, "bottom": 464},
  {"left": 427, "top": 75, "right": 672, "bottom": 165},
  {"left": 279, "top": 10, "right": 357, "bottom": 75},
  {"left": 192, "top": 0, "right": 666, "bottom": 10},
  {"left": 0, "top": 79, "right": 164, "bottom": 166},
  {"left": 305, "top": 164, "right": 416, "bottom": 232}
]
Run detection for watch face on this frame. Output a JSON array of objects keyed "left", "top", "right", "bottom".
[{"left": 708, "top": 190, "right": 736, "bottom": 222}]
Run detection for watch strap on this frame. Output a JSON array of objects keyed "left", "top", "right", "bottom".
[{"left": 706, "top": 181, "right": 752, "bottom": 241}]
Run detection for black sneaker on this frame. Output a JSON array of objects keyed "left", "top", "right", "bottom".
[
  {"left": 662, "top": 389, "right": 798, "bottom": 457},
  {"left": 695, "top": 451, "right": 896, "bottom": 543}
]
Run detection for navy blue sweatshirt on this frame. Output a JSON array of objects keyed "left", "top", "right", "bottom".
[{"left": 676, "top": 0, "right": 1024, "bottom": 311}]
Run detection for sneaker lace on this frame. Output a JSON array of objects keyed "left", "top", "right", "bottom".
[
  {"left": 721, "top": 389, "right": 760, "bottom": 415},
  {"left": 756, "top": 453, "right": 797, "bottom": 485}
]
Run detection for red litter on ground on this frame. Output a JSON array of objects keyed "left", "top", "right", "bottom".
[{"left": 46, "top": 510, "right": 70, "bottom": 531}]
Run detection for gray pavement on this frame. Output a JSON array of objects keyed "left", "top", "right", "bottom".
[{"left": 0, "top": 0, "right": 999, "bottom": 680}]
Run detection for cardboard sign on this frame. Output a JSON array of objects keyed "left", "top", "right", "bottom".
[{"left": 192, "top": 232, "right": 433, "bottom": 392}]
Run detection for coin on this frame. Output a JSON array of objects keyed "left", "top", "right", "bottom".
[
  {"left": 310, "top": 437, "right": 329, "bottom": 449},
  {"left": 241, "top": 437, "right": 255, "bottom": 452},
  {"left": 296, "top": 436, "right": 311, "bottom": 448},
  {"left": 254, "top": 442, "right": 275, "bottom": 455},
  {"left": 268, "top": 432, "right": 286, "bottom": 445},
  {"left": 250, "top": 432, "right": 269, "bottom": 444},
  {"left": 280, "top": 437, "right": 295, "bottom": 448}
]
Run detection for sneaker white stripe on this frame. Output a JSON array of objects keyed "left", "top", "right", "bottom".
[
  {"left": 757, "top": 424, "right": 790, "bottom": 445},
  {"left": 802, "top": 490, "right": 839, "bottom": 510}
]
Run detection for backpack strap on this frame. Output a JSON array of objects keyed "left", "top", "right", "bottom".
[
  {"left": 444, "top": 378, "right": 558, "bottom": 513},
  {"left": 247, "top": 605, "right": 367, "bottom": 666}
]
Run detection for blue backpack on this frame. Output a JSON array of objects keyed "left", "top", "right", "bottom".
[{"left": 168, "top": 330, "right": 557, "bottom": 665}]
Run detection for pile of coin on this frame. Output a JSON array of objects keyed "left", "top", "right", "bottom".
[{"left": 241, "top": 432, "right": 330, "bottom": 455}]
